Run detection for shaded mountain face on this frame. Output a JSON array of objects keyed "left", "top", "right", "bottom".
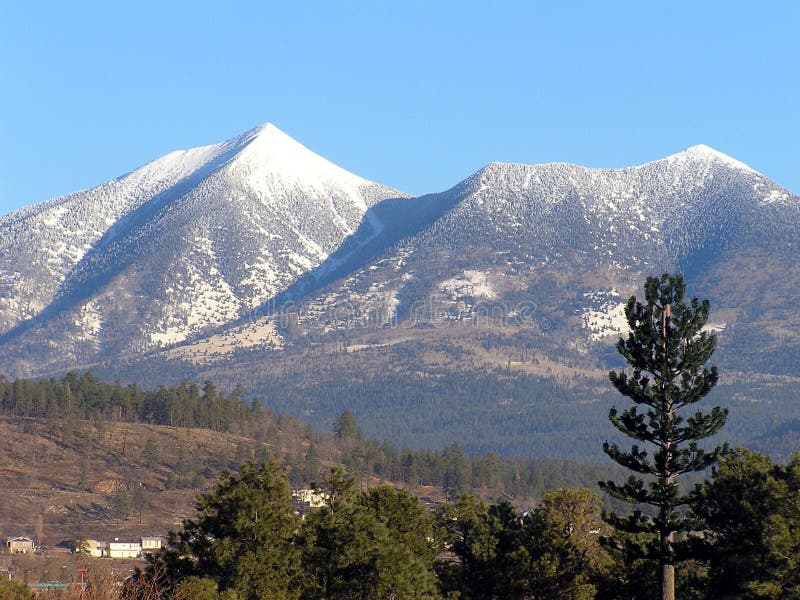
[{"left": 1, "top": 130, "right": 799, "bottom": 459}]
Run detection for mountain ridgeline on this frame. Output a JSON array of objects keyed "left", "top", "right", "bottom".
[{"left": 1, "top": 125, "right": 798, "bottom": 459}]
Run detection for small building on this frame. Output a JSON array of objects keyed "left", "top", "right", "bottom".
[
  {"left": 108, "top": 540, "right": 141, "bottom": 559},
  {"left": 140, "top": 537, "right": 163, "bottom": 553},
  {"left": 7, "top": 536, "right": 35, "bottom": 554},
  {"left": 83, "top": 539, "right": 108, "bottom": 558},
  {"left": 293, "top": 488, "right": 329, "bottom": 509}
]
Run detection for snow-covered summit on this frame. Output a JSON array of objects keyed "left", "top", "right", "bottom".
[
  {"left": 661, "top": 144, "right": 758, "bottom": 174},
  {"left": 221, "top": 123, "right": 381, "bottom": 212},
  {"left": 0, "top": 124, "right": 405, "bottom": 363},
  {"left": 230, "top": 123, "right": 369, "bottom": 182},
  {"left": 473, "top": 143, "right": 759, "bottom": 181}
]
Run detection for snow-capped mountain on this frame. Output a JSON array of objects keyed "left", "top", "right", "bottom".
[
  {"left": 2, "top": 130, "right": 799, "bottom": 392},
  {"left": 264, "top": 143, "right": 798, "bottom": 359},
  {"left": 2, "top": 128, "right": 799, "bottom": 458},
  {"left": 118, "top": 141, "right": 795, "bottom": 460},
  {"left": 0, "top": 124, "right": 405, "bottom": 373}
]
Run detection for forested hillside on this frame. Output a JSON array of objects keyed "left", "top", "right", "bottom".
[{"left": 0, "top": 372, "right": 631, "bottom": 546}]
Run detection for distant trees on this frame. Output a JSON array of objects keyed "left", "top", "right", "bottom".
[
  {"left": 442, "top": 443, "right": 472, "bottom": 500},
  {"left": 0, "top": 373, "right": 255, "bottom": 431},
  {"left": 0, "top": 372, "right": 637, "bottom": 508},
  {"left": 600, "top": 274, "right": 728, "bottom": 600},
  {"left": 333, "top": 410, "right": 362, "bottom": 441}
]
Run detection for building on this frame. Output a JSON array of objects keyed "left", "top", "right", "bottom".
[
  {"left": 140, "top": 537, "right": 163, "bottom": 553},
  {"left": 83, "top": 539, "right": 108, "bottom": 558},
  {"left": 293, "top": 488, "right": 329, "bottom": 508},
  {"left": 6, "top": 537, "right": 34, "bottom": 554},
  {"left": 108, "top": 540, "right": 141, "bottom": 559}
]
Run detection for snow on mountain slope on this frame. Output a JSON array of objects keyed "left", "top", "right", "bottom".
[
  {"left": 1, "top": 136, "right": 798, "bottom": 379},
  {"left": 0, "top": 138, "right": 236, "bottom": 333},
  {"left": 261, "top": 144, "right": 799, "bottom": 356},
  {"left": 0, "top": 124, "right": 406, "bottom": 372}
]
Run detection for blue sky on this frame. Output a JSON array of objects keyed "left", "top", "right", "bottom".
[{"left": 2, "top": 1, "right": 798, "bottom": 216}]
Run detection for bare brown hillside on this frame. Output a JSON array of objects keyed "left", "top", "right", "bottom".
[{"left": 0, "top": 416, "right": 337, "bottom": 546}]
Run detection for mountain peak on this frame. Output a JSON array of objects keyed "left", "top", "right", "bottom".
[
  {"left": 226, "top": 123, "right": 373, "bottom": 190},
  {"left": 241, "top": 122, "right": 295, "bottom": 145},
  {"left": 674, "top": 144, "right": 757, "bottom": 173}
]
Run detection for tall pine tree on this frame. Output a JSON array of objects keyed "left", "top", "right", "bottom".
[{"left": 599, "top": 274, "right": 728, "bottom": 600}]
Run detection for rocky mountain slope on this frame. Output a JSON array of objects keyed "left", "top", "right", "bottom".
[
  {"left": 231, "top": 142, "right": 799, "bottom": 376},
  {"left": 0, "top": 124, "right": 405, "bottom": 374},
  {"left": 2, "top": 128, "right": 798, "bottom": 458}
]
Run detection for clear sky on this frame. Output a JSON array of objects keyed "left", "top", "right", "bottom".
[{"left": 2, "top": 1, "right": 798, "bottom": 216}]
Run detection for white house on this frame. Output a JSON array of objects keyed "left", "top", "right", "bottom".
[
  {"left": 6, "top": 537, "right": 34, "bottom": 554},
  {"left": 83, "top": 539, "right": 108, "bottom": 558},
  {"left": 140, "top": 537, "right": 163, "bottom": 553},
  {"left": 293, "top": 488, "right": 329, "bottom": 508},
  {"left": 108, "top": 540, "right": 141, "bottom": 559}
]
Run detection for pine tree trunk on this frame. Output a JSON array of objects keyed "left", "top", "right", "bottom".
[
  {"left": 660, "top": 304, "right": 676, "bottom": 600},
  {"left": 661, "top": 561, "right": 675, "bottom": 600}
]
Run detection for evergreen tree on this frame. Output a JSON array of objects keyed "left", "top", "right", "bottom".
[
  {"left": 445, "top": 496, "right": 523, "bottom": 599},
  {"left": 143, "top": 437, "right": 160, "bottom": 469},
  {"left": 599, "top": 274, "right": 728, "bottom": 600},
  {"left": 513, "top": 488, "right": 611, "bottom": 599},
  {"left": 300, "top": 469, "right": 441, "bottom": 599},
  {"left": 695, "top": 449, "right": 800, "bottom": 598},
  {"left": 333, "top": 410, "right": 362, "bottom": 441},
  {"left": 442, "top": 443, "right": 472, "bottom": 500},
  {"left": 153, "top": 461, "right": 301, "bottom": 600}
]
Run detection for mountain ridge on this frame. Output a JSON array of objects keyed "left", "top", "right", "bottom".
[{"left": 1, "top": 125, "right": 798, "bottom": 459}]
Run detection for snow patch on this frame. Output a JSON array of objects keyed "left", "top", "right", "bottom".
[
  {"left": 439, "top": 270, "right": 497, "bottom": 300},
  {"left": 581, "top": 290, "right": 628, "bottom": 340}
]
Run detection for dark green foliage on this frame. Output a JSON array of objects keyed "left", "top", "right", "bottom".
[
  {"left": 0, "top": 372, "right": 255, "bottom": 431},
  {"left": 150, "top": 464, "right": 442, "bottom": 599},
  {"left": 600, "top": 274, "right": 728, "bottom": 598},
  {"left": 355, "top": 485, "right": 441, "bottom": 565},
  {"left": 441, "top": 488, "right": 610, "bottom": 599},
  {"left": 110, "top": 486, "right": 132, "bottom": 521},
  {"left": 298, "top": 468, "right": 442, "bottom": 599},
  {"left": 173, "top": 577, "right": 242, "bottom": 600},
  {"left": 252, "top": 365, "right": 609, "bottom": 459},
  {"left": 441, "top": 496, "right": 526, "bottom": 599},
  {"left": 333, "top": 410, "right": 362, "bottom": 441},
  {"left": 154, "top": 461, "right": 302, "bottom": 600},
  {"left": 695, "top": 449, "right": 800, "bottom": 598},
  {"left": 0, "top": 578, "right": 33, "bottom": 600},
  {"left": 143, "top": 436, "right": 160, "bottom": 468},
  {"left": 442, "top": 443, "right": 472, "bottom": 500},
  {"left": 514, "top": 488, "right": 611, "bottom": 599}
]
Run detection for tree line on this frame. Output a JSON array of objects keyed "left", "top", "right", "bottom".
[
  {"left": 0, "top": 372, "right": 629, "bottom": 504},
  {"left": 0, "top": 372, "right": 254, "bottom": 430},
  {"left": 110, "top": 451, "right": 800, "bottom": 600}
]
